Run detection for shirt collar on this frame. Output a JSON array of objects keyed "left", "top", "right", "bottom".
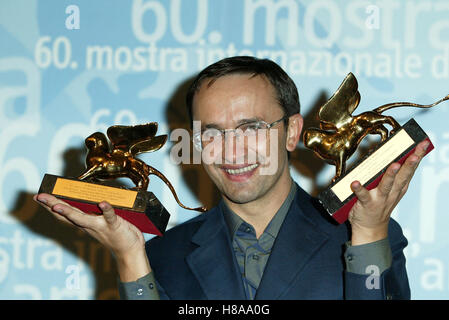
[{"left": 221, "top": 180, "right": 297, "bottom": 240}]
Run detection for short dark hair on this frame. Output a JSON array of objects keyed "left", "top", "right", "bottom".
[{"left": 186, "top": 56, "right": 300, "bottom": 122}]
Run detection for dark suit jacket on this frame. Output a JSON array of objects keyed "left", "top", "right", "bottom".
[{"left": 146, "top": 184, "right": 410, "bottom": 299}]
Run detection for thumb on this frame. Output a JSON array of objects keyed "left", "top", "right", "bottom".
[
  {"left": 351, "top": 181, "right": 371, "bottom": 205},
  {"left": 99, "top": 201, "right": 117, "bottom": 226}
]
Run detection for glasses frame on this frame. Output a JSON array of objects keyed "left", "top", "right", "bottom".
[{"left": 192, "top": 115, "right": 289, "bottom": 151}]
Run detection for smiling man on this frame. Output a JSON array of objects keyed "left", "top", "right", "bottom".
[
  {"left": 35, "top": 56, "right": 428, "bottom": 300},
  {"left": 189, "top": 70, "right": 302, "bottom": 239}
]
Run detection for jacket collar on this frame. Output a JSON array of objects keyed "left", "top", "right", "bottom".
[
  {"left": 186, "top": 204, "right": 247, "bottom": 299},
  {"left": 186, "top": 183, "right": 330, "bottom": 300},
  {"left": 255, "top": 184, "right": 330, "bottom": 299}
]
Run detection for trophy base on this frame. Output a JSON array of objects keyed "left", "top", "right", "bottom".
[
  {"left": 38, "top": 174, "right": 170, "bottom": 235},
  {"left": 318, "top": 118, "right": 433, "bottom": 224}
]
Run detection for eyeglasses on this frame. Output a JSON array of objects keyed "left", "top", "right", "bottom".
[{"left": 193, "top": 115, "right": 288, "bottom": 151}]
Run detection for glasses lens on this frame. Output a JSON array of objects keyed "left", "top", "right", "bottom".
[
  {"left": 193, "top": 132, "right": 202, "bottom": 151},
  {"left": 237, "top": 121, "right": 268, "bottom": 136},
  {"left": 201, "top": 128, "right": 222, "bottom": 146}
]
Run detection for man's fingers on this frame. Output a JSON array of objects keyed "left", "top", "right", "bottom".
[
  {"left": 51, "top": 202, "right": 97, "bottom": 229},
  {"left": 400, "top": 140, "right": 429, "bottom": 175},
  {"left": 351, "top": 181, "right": 371, "bottom": 205},
  {"left": 34, "top": 193, "right": 78, "bottom": 225},
  {"left": 99, "top": 201, "right": 117, "bottom": 226},
  {"left": 390, "top": 140, "right": 430, "bottom": 194},
  {"left": 351, "top": 140, "right": 430, "bottom": 210},
  {"left": 35, "top": 193, "right": 59, "bottom": 208},
  {"left": 35, "top": 194, "right": 121, "bottom": 233},
  {"left": 35, "top": 193, "right": 97, "bottom": 229},
  {"left": 376, "top": 163, "right": 400, "bottom": 197},
  {"left": 415, "top": 140, "right": 431, "bottom": 158}
]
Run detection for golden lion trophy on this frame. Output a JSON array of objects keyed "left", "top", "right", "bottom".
[
  {"left": 303, "top": 73, "right": 448, "bottom": 224},
  {"left": 39, "top": 122, "right": 206, "bottom": 235}
]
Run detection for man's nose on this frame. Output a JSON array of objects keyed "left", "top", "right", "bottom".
[{"left": 222, "top": 131, "right": 246, "bottom": 164}]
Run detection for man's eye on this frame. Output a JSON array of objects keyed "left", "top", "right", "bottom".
[
  {"left": 240, "top": 123, "right": 263, "bottom": 132},
  {"left": 202, "top": 128, "right": 222, "bottom": 139}
]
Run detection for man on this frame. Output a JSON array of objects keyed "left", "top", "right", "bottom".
[{"left": 35, "top": 56, "right": 428, "bottom": 299}]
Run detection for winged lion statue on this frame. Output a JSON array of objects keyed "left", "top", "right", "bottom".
[
  {"left": 303, "top": 73, "right": 449, "bottom": 182},
  {"left": 77, "top": 122, "right": 206, "bottom": 212}
]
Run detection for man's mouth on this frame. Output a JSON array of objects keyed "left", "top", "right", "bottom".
[
  {"left": 220, "top": 163, "right": 259, "bottom": 181},
  {"left": 222, "top": 163, "right": 259, "bottom": 174}
]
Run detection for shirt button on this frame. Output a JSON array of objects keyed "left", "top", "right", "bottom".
[
  {"left": 347, "top": 255, "right": 353, "bottom": 262},
  {"left": 253, "top": 254, "right": 259, "bottom": 260},
  {"left": 245, "top": 227, "right": 251, "bottom": 233},
  {"left": 137, "top": 288, "right": 143, "bottom": 296},
  {"left": 149, "top": 283, "right": 154, "bottom": 289}
]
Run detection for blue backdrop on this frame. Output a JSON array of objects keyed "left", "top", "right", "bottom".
[{"left": 1, "top": 0, "right": 448, "bottom": 299}]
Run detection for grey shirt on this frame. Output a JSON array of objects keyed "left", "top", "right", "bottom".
[
  {"left": 222, "top": 180, "right": 298, "bottom": 299},
  {"left": 118, "top": 181, "right": 392, "bottom": 300}
]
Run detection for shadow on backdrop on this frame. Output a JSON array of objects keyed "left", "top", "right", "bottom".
[{"left": 165, "top": 76, "right": 222, "bottom": 209}]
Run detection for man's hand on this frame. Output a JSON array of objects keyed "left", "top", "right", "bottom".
[
  {"left": 348, "top": 140, "right": 430, "bottom": 245},
  {"left": 33, "top": 193, "right": 151, "bottom": 282}
]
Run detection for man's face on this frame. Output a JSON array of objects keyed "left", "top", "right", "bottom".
[{"left": 192, "top": 74, "right": 296, "bottom": 204}]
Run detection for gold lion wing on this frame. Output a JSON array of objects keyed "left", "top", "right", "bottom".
[
  {"left": 107, "top": 122, "right": 167, "bottom": 156},
  {"left": 318, "top": 72, "right": 361, "bottom": 130}
]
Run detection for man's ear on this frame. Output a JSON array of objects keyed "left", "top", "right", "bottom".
[{"left": 285, "top": 114, "right": 303, "bottom": 152}]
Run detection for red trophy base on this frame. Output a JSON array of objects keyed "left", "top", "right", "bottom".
[{"left": 38, "top": 174, "right": 170, "bottom": 235}]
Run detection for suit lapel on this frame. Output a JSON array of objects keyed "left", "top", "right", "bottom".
[
  {"left": 255, "top": 187, "right": 330, "bottom": 299},
  {"left": 186, "top": 204, "right": 246, "bottom": 300}
]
